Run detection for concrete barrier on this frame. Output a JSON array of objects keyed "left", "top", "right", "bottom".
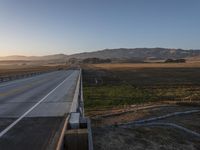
[
  {"left": 64, "top": 117, "right": 93, "bottom": 150},
  {"left": 58, "top": 69, "right": 93, "bottom": 150}
]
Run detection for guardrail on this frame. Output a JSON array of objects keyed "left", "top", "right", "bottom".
[
  {"left": 56, "top": 69, "right": 93, "bottom": 150},
  {"left": 0, "top": 70, "right": 52, "bottom": 83},
  {"left": 69, "top": 69, "right": 81, "bottom": 113},
  {"left": 70, "top": 69, "right": 85, "bottom": 116}
]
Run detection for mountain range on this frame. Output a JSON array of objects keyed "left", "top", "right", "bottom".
[{"left": 1, "top": 48, "right": 200, "bottom": 61}]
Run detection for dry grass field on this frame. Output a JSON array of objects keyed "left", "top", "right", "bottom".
[
  {"left": 82, "top": 62, "right": 200, "bottom": 150},
  {"left": 91, "top": 62, "right": 200, "bottom": 69},
  {"left": 0, "top": 62, "right": 68, "bottom": 77},
  {"left": 83, "top": 62, "right": 200, "bottom": 110}
]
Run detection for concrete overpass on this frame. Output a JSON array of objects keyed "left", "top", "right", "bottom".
[{"left": 0, "top": 69, "right": 93, "bottom": 150}]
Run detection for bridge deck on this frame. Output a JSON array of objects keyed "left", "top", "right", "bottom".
[{"left": 0, "top": 70, "right": 80, "bottom": 150}]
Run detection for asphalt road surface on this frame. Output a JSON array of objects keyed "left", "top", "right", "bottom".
[{"left": 0, "top": 69, "right": 80, "bottom": 150}]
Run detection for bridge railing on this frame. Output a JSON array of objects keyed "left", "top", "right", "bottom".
[{"left": 57, "top": 69, "right": 93, "bottom": 150}]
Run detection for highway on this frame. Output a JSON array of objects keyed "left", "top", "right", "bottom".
[{"left": 0, "top": 69, "right": 80, "bottom": 150}]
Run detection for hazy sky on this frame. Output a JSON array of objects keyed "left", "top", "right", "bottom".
[{"left": 0, "top": 0, "right": 200, "bottom": 56}]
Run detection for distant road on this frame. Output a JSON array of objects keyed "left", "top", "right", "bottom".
[{"left": 0, "top": 69, "right": 79, "bottom": 150}]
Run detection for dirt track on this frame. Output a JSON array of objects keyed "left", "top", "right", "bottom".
[{"left": 92, "top": 104, "right": 200, "bottom": 150}]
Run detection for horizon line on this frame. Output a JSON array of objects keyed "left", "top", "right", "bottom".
[{"left": 0, "top": 47, "right": 199, "bottom": 57}]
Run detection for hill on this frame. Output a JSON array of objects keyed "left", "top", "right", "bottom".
[
  {"left": 1, "top": 48, "right": 200, "bottom": 62},
  {"left": 0, "top": 54, "right": 68, "bottom": 61},
  {"left": 69, "top": 48, "right": 200, "bottom": 61}
]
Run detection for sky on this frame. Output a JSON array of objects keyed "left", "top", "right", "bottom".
[{"left": 0, "top": 0, "right": 200, "bottom": 56}]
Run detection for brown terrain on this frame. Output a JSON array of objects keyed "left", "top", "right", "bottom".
[
  {"left": 0, "top": 61, "right": 68, "bottom": 78},
  {"left": 82, "top": 62, "right": 200, "bottom": 150},
  {"left": 91, "top": 62, "right": 200, "bottom": 69},
  {"left": 1, "top": 59, "right": 200, "bottom": 149}
]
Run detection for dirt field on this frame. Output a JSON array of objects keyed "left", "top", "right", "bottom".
[
  {"left": 93, "top": 125, "right": 200, "bottom": 150},
  {"left": 0, "top": 64, "right": 68, "bottom": 77},
  {"left": 91, "top": 62, "right": 200, "bottom": 69},
  {"left": 91, "top": 103, "right": 200, "bottom": 150},
  {"left": 82, "top": 63, "right": 200, "bottom": 150},
  {"left": 83, "top": 63, "right": 200, "bottom": 110}
]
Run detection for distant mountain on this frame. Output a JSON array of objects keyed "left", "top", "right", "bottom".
[
  {"left": 39, "top": 54, "right": 68, "bottom": 60},
  {"left": 0, "top": 55, "right": 33, "bottom": 60},
  {"left": 69, "top": 48, "right": 200, "bottom": 60},
  {"left": 0, "top": 54, "right": 68, "bottom": 61},
  {"left": 1, "top": 48, "right": 200, "bottom": 61}
]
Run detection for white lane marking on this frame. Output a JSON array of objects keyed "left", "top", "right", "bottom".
[{"left": 0, "top": 71, "right": 77, "bottom": 138}]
